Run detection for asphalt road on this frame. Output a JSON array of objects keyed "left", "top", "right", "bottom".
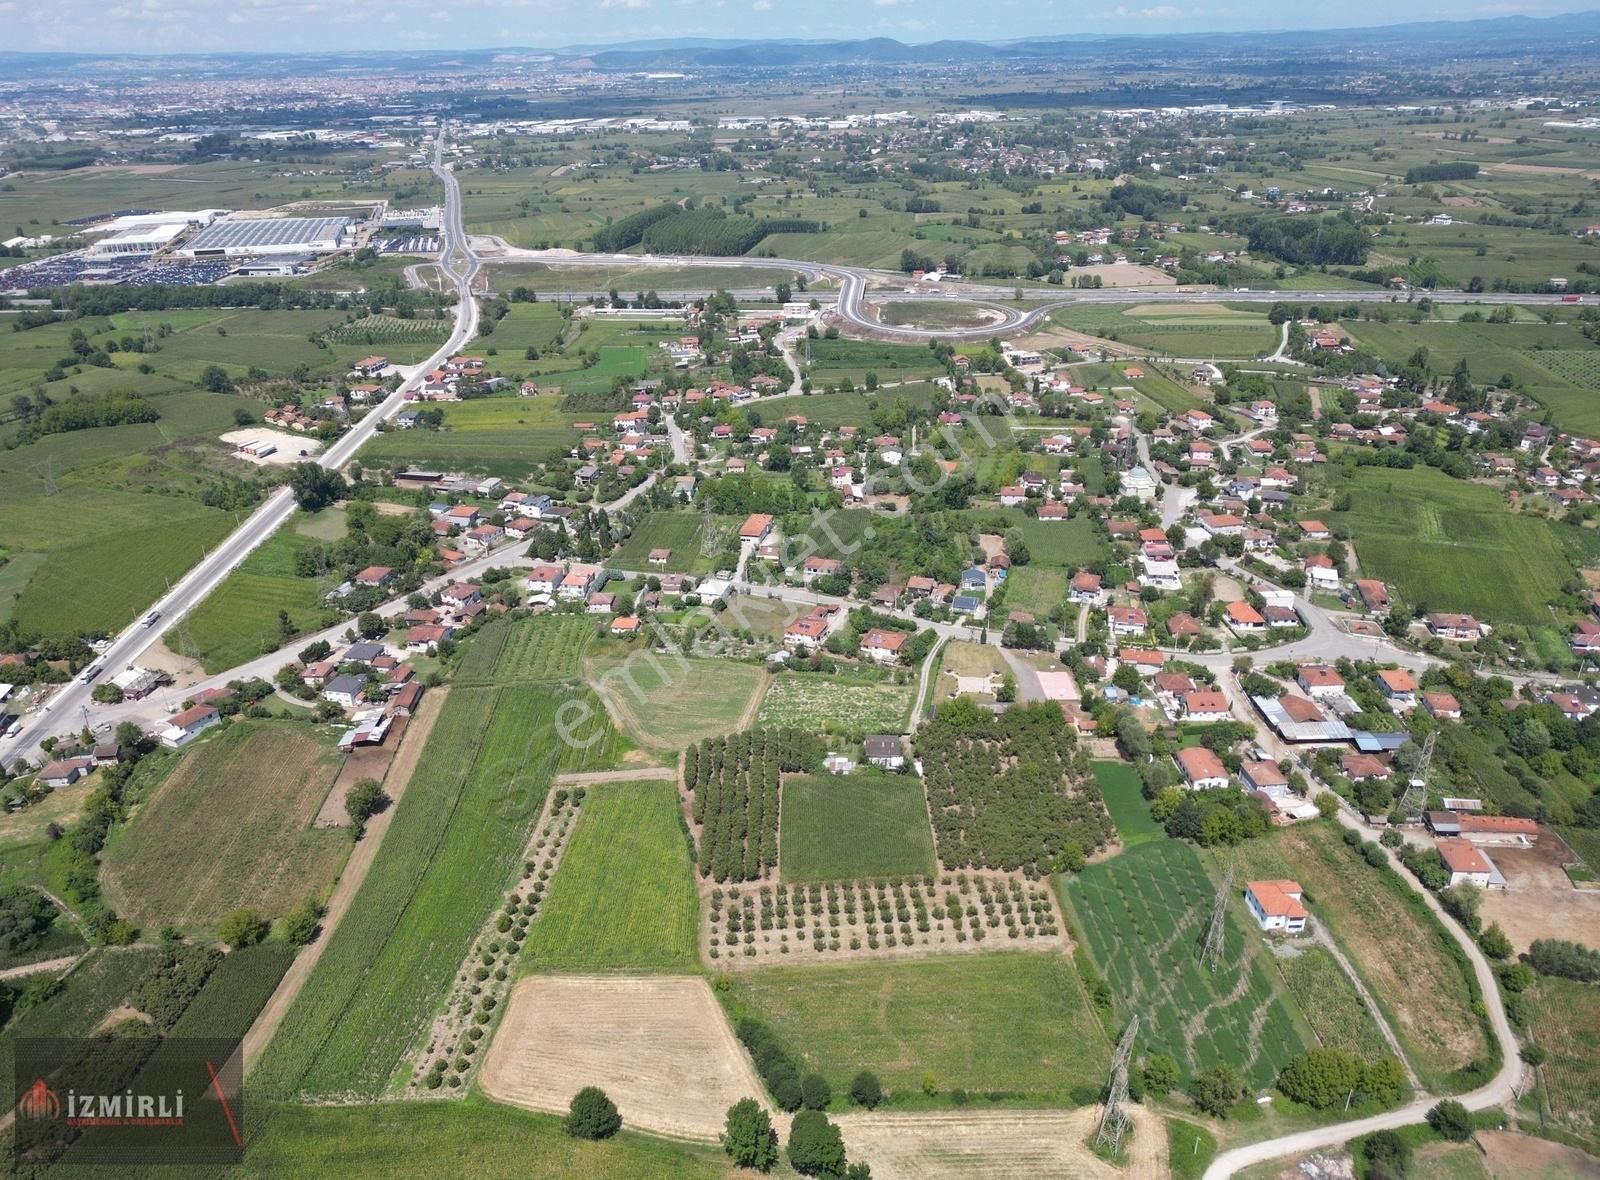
[{"left": 1, "top": 126, "right": 482, "bottom": 769}]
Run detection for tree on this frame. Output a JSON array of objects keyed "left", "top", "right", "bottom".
[
  {"left": 282, "top": 897, "right": 324, "bottom": 946},
  {"left": 563, "top": 1087, "right": 621, "bottom": 1140},
  {"left": 786, "top": 1109, "right": 846, "bottom": 1177},
  {"left": 114, "top": 721, "right": 143, "bottom": 752},
  {"left": 721, "top": 1098, "right": 778, "bottom": 1171},
  {"left": 1363, "top": 1129, "right": 1411, "bottom": 1180},
  {"left": 287, "top": 462, "right": 344, "bottom": 511},
  {"left": 199, "top": 364, "right": 234, "bottom": 393},
  {"left": 345, "top": 777, "right": 389, "bottom": 837},
  {"left": 217, "top": 908, "right": 269, "bottom": 949},
  {"left": 1277, "top": 1048, "right": 1363, "bottom": 1109},
  {"left": 800, "top": 1072, "right": 831, "bottom": 1111},
  {"left": 1426, "top": 1099, "right": 1473, "bottom": 1142},
  {"left": 90, "top": 683, "right": 125, "bottom": 704},
  {"left": 1478, "top": 923, "right": 1513, "bottom": 960},
  {"left": 1528, "top": 938, "right": 1600, "bottom": 983},
  {"left": 0, "top": 887, "right": 57, "bottom": 956},
  {"left": 849, "top": 1070, "right": 883, "bottom": 1109},
  {"left": 1143, "top": 1054, "right": 1179, "bottom": 1094},
  {"left": 356, "top": 612, "right": 386, "bottom": 639},
  {"left": 1188, "top": 1064, "right": 1244, "bottom": 1118}
]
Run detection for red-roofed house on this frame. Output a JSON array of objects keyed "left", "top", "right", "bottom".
[
  {"left": 1245, "top": 880, "right": 1308, "bottom": 934},
  {"left": 861, "top": 628, "right": 909, "bottom": 664},
  {"left": 1174, "top": 746, "right": 1229, "bottom": 790}
]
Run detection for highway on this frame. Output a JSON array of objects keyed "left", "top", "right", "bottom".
[
  {"left": 0, "top": 126, "right": 481, "bottom": 769},
  {"left": 471, "top": 239, "right": 1587, "bottom": 341}
]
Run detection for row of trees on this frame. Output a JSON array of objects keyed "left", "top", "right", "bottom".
[{"left": 685, "top": 730, "right": 813, "bottom": 882}]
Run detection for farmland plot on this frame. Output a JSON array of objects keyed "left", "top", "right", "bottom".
[
  {"left": 257, "top": 683, "right": 583, "bottom": 1101},
  {"left": 1064, "top": 839, "right": 1310, "bottom": 1089},
  {"left": 458, "top": 614, "right": 593, "bottom": 685},
  {"left": 755, "top": 673, "right": 915, "bottom": 735},
  {"left": 721, "top": 954, "right": 1108, "bottom": 1100},
  {"left": 1221, "top": 822, "right": 1490, "bottom": 1093},
  {"left": 780, "top": 774, "right": 937, "bottom": 881},
  {"left": 480, "top": 975, "right": 765, "bottom": 1143},
  {"left": 1527, "top": 976, "right": 1600, "bottom": 1156},
  {"left": 101, "top": 722, "right": 350, "bottom": 935},
  {"left": 521, "top": 781, "right": 699, "bottom": 974}
]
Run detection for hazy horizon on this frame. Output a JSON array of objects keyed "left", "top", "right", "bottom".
[{"left": 1, "top": 1, "right": 1595, "bottom": 58}]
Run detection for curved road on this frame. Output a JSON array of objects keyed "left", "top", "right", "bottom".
[
  {"left": 1, "top": 126, "right": 482, "bottom": 769},
  {"left": 473, "top": 240, "right": 1586, "bottom": 342}
]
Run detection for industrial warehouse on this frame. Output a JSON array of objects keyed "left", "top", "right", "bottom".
[{"left": 176, "top": 215, "right": 350, "bottom": 258}]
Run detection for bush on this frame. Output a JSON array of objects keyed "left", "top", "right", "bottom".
[
  {"left": 217, "top": 908, "right": 269, "bottom": 949},
  {"left": 563, "top": 1086, "right": 621, "bottom": 1140},
  {"left": 786, "top": 1109, "right": 846, "bottom": 1177},
  {"left": 849, "top": 1069, "right": 883, "bottom": 1109},
  {"left": 1426, "top": 1099, "right": 1473, "bottom": 1142},
  {"left": 721, "top": 1098, "right": 778, "bottom": 1171}
]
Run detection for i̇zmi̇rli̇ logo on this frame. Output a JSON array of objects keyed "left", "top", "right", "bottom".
[{"left": 17, "top": 1078, "right": 185, "bottom": 1127}]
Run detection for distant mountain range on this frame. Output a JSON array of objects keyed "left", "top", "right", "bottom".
[
  {"left": 566, "top": 11, "right": 1600, "bottom": 69},
  {"left": 0, "top": 9, "right": 1596, "bottom": 75}
]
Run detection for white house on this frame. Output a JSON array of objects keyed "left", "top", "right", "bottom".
[
  {"left": 160, "top": 704, "right": 221, "bottom": 749},
  {"left": 1245, "top": 880, "right": 1308, "bottom": 934}
]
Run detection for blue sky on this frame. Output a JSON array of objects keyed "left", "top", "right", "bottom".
[{"left": 0, "top": 0, "right": 1590, "bottom": 54}]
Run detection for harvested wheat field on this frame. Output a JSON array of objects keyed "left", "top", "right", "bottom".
[
  {"left": 836, "top": 1106, "right": 1168, "bottom": 1180},
  {"left": 478, "top": 975, "right": 766, "bottom": 1142}
]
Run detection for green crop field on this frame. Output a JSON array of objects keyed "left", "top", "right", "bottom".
[
  {"left": 1345, "top": 318, "right": 1600, "bottom": 434},
  {"left": 256, "top": 682, "right": 591, "bottom": 1100},
  {"left": 1064, "top": 838, "right": 1310, "bottom": 1088},
  {"left": 238, "top": 1098, "right": 729, "bottom": 1180},
  {"left": 101, "top": 722, "right": 350, "bottom": 936},
  {"left": 1329, "top": 465, "right": 1572, "bottom": 625},
  {"left": 457, "top": 614, "right": 594, "bottom": 684},
  {"left": 1275, "top": 946, "right": 1392, "bottom": 1062},
  {"left": 612, "top": 511, "right": 731, "bottom": 574},
  {"left": 1092, "top": 761, "right": 1164, "bottom": 849},
  {"left": 1527, "top": 976, "right": 1600, "bottom": 1156},
  {"left": 590, "top": 653, "right": 765, "bottom": 751},
  {"left": 784, "top": 383, "right": 942, "bottom": 430},
  {"left": 0, "top": 947, "right": 160, "bottom": 1108},
  {"left": 359, "top": 395, "right": 587, "bottom": 478},
  {"left": 175, "top": 526, "right": 334, "bottom": 673},
  {"left": 477, "top": 302, "right": 567, "bottom": 354},
  {"left": 962, "top": 508, "right": 1107, "bottom": 570},
  {"left": 521, "top": 780, "right": 699, "bottom": 974},
  {"left": 1222, "top": 821, "right": 1490, "bottom": 1093},
  {"left": 722, "top": 953, "right": 1110, "bottom": 1100},
  {"left": 754, "top": 672, "right": 915, "bottom": 735},
  {"left": 171, "top": 943, "right": 298, "bottom": 1039},
  {"left": 1047, "top": 304, "right": 1277, "bottom": 359},
  {"left": 779, "top": 773, "right": 937, "bottom": 881},
  {"left": 1002, "top": 566, "right": 1067, "bottom": 617},
  {"left": 805, "top": 338, "right": 946, "bottom": 386}
]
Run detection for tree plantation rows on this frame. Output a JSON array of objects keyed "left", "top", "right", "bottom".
[
  {"left": 685, "top": 729, "right": 814, "bottom": 883},
  {"left": 914, "top": 700, "right": 1114, "bottom": 876}
]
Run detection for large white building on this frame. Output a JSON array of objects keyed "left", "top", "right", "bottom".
[{"left": 176, "top": 216, "right": 349, "bottom": 259}]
